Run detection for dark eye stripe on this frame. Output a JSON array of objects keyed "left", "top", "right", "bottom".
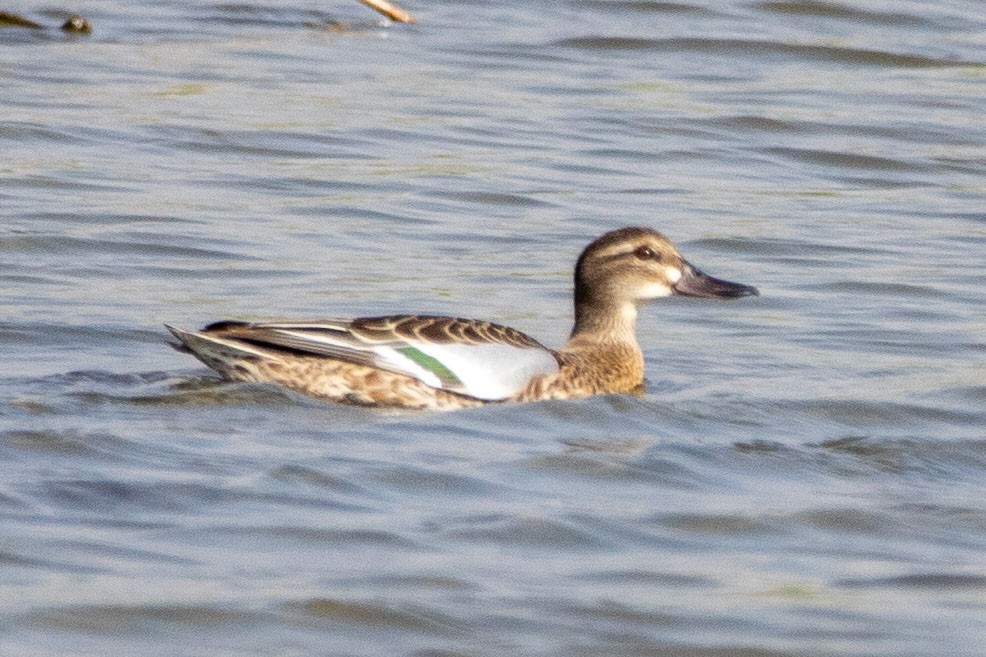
[{"left": 599, "top": 245, "right": 662, "bottom": 263}]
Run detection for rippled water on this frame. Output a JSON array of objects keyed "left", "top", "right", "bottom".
[{"left": 2, "top": 1, "right": 985, "bottom": 655}]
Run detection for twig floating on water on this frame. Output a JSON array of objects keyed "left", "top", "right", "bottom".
[
  {"left": 0, "top": 11, "right": 44, "bottom": 28},
  {"left": 358, "top": 0, "right": 415, "bottom": 23},
  {"left": 0, "top": 10, "right": 92, "bottom": 33}
]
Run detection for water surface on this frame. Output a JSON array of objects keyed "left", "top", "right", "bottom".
[{"left": 2, "top": 1, "right": 985, "bottom": 655}]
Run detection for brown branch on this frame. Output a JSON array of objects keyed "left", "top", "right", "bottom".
[
  {"left": 358, "top": 0, "right": 415, "bottom": 23},
  {"left": 0, "top": 11, "right": 44, "bottom": 28}
]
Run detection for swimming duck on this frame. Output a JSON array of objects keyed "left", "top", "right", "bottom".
[{"left": 166, "top": 227, "right": 757, "bottom": 409}]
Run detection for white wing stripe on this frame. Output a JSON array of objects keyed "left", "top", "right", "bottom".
[
  {"left": 371, "top": 347, "right": 444, "bottom": 389},
  {"left": 412, "top": 342, "right": 557, "bottom": 400}
]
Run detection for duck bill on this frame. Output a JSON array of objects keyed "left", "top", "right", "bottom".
[{"left": 672, "top": 261, "right": 759, "bottom": 298}]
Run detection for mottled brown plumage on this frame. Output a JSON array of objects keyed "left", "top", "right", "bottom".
[{"left": 166, "top": 227, "right": 757, "bottom": 410}]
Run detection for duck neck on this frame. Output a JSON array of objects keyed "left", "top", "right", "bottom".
[{"left": 569, "top": 298, "right": 640, "bottom": 347}]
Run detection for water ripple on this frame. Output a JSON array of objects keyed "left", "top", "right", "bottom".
[
  {"left": 554, "top": 36, "right": 975, "bottom": 68},
  {"left": 3, "top": 1, "right": 986, "bottom": 656}
]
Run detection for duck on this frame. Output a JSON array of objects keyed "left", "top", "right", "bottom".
[{"left": 165, "top": 227, "right": 758, "bottom": 410}]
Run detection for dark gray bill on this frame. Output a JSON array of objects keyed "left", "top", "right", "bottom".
[{"left": 672, "top": 261, "right": 759, "bottom": 298}]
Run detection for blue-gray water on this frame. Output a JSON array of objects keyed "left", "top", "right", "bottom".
[{"left": 2, "top": 1, "right": 985, "bottom": 655}]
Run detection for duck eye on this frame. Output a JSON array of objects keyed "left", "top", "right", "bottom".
[{"left": 634, "top": 245, "right": 659, "bottom": 261}]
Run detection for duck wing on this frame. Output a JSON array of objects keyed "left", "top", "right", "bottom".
[{"left": 179, "top": 315, "right": 560, "bottom": 401}]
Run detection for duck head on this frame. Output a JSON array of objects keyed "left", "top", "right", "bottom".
[{"left": 573, "top": 227, "right": 758, "bottom": 315}]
